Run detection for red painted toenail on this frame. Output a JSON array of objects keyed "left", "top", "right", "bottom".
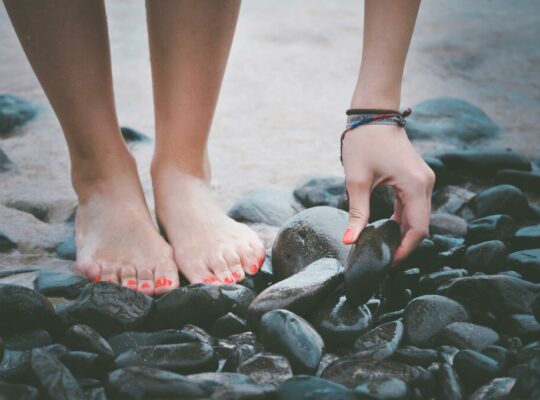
[
  {"left": 258, "top": 258, "right": 264, "bottom": 267},
  {"left": 141, "top": 283, "right": 150, "bottom": 289},
  {"left": 93, "top": 276, "right": 101, "bottom": 282},
  {"left": 232, "top": 271, "right": 241, "bottom": 280},
  {"left": 204, "top": 277, "right": 217, "bottom": 283},
  {"left": 250, "top": 265, "right": 258, "bottom": 273},
  {"left": 155, "top": 278, "right": 165, "bottom": 288},
  {"left": 166, "top": 279, "right": 172, "bottom": 286},
  {"left": 127, "top": 279, "right": 137, "bottom": 286},
  {"left": 107, "top": 278, "right": 114, "bottom": 283}
]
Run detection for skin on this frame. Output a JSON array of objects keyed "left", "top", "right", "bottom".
[
  {"left": 342, "top": 0, "right": 435, "bottom": 266},
  {"left": 3, "top": 0, "right": 431, "bottom": 295}
]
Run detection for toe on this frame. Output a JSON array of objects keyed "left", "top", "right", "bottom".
[
  {"left": 208, "top": 254, "right": 235, "bottom": 284},
  {"left": 137, "top": 268, "right": 155, "bottom": 296},
  {"left": 178, "top": 258, "right": 217, "bottom": 285},
  {"left": 101, "top": 263, "right": 120, "bottom": 284},
  {"left": 222, "top": 248, "right": 245, "bottom": 282},
  {"left": 154, "top": 262, "right": 180, "bottom": 295},
  {"left": 237, "top": 243, "right": 260, "bottom": 276},
  {"left": 250, "top": 239, "right": 267, "bottom": 269},
  {"left": 120, "top": 264, "right": 138, "bottom": 290},
  {"left": 81, "top": 263, "right": 102, "bottom": 283}
]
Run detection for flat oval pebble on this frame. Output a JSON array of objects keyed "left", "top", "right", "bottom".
[
  {"left": 506, "top": 248, "right": 540, "bottom": 283},
  {"left": 247, "top": 258, "right": 343, "bottom": 328},
  {"left": 228, "top": 188, "right": 298, "bottom": 226},
  {"left": 466, "top": 214, "right": 516, "bottom": 244},
  {"left": 344, "top": 219, "right": 401, "bottom": 306},
  {"left": 276, "top": 375, "right": 349, "bottom": 400},
  {"left": 453, "top": 349, "right": 502, "bottom": 390},
  {"left": 466, "top": 184, "right": 529, "bottom": 221},
  {"left": 63, "top": 324, "right": 114, "bottom": 357},
  {"left": 34, "top": 272, "right": 90, "bottom": 300},
  {"left": 353, "top": 320, "right": 404, "bottom": 360},
  {"left": 259, "top": 309, "right": 324, "bottom": 374},
  {"left": 464, "top": 240, "right": 508, "bottom": 274},
  {"left": 237, "top": 352, "right": 293, "bottom": 385},
  {"left": 107, "top": 329, "right": 201, "bottom": 355}
]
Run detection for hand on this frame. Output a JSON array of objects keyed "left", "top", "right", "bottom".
[{"left": 341, "top": 123, "right": 435, "bottom": 266}]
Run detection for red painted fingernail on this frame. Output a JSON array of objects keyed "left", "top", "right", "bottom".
[
  {"left": 141, "top": 282, "right": 150, "bottom": 289},
  {"left": 224, "top": 276, "right": 234, "bottom": 284},
  {"left": 127, "top": 279, "right": 137, "bottom": 286},
  {"left": 93, "top": 276, "right": 101, "bottom": 282},
  {"left": 258, "top": 258, "right": 264, "bottom": 267},
  {"left": 342, "top": 228, "right": 355, "bottom": 244},
  {"left": 250, "top": 265, "right": 258, "bottom": 274},
  {"left": 204, "top": 277, "right": 218, "bottom": 283},
  {"left": 232, "top": 271, "right": 241, "bottom": 280}
]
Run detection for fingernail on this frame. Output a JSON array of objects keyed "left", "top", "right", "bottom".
[
  {"left": 141, "top": 282, "right": 150, "bottom": 289},
  {"left": 127, "top": 279, "right": 137, "bottom": 287},
  {"left": 250, "top": 265, "right": 258, "bottom": 274},
  {"left": 224, "top": 276, "right": 234, "bottom": 284},
  {"left": 232, "top": 271, "right": 241, "bottom": 280},
  {"left": 258, "top": 258, "right": 264, "bottom": 267},
  {"left": 342, "top": 228, "right": 355, "bottom": 244}
]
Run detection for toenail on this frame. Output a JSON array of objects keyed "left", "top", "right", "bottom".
[
  {"left": 93, "top": 276, "right": 101, "bottom": 282},
  {"left": 258, "top": 258, "right": 264, "bottom": 267},
  {"left": 250, "top": 265, "right": 258, "bottom": 273},
  {"left": 204, "top": 277, "right": 218, "bottom": 284},
  {"left": 165, "top": 279, "right": 172, "bottom": 286},
  {"left": 141, "top": 283, "right": 150, "bottom": 289},
  {"left": 232, "top": 271, "right": 241, "bottom": 280},
  {"left": 155, "top": 278, "right": 165, "bottom": 287},
  {"left": 224, "top": 276, "right": 234, "bottom": 284},
  {"left": 127, "top": 279, "right": 137, "bottom": 286}
]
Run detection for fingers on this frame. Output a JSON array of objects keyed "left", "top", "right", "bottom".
[{"left": 342, "top": 178, "right": 372, "bottom": 244}]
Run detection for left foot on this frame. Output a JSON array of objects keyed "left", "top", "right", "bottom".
[{"left": 151, "top": 162, "right": 266, "bottom": 285}]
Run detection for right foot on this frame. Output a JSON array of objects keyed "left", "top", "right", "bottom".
[{"left": 74, "top": 161, "right": 179, "bottom": 296}]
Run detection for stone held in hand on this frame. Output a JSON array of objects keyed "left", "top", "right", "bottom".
[
  {"left": 344, "top": 219, "right": 401, "bottom": 306},
  {"left": 247, "top": 258, "right": 343, "bottom": 328},
  {"left": 259, "top": 309, "right": 324, "bottom": 374},
  {"left": 271, "top": 206, "right": 349, "bottom": 280}
]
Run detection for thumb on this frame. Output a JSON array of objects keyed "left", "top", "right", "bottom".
[{"left": 342, "top": 181, "right": 371, "bottom": 244}]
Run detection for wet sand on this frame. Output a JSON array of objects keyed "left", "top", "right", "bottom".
[{"left": 1, "top": 0, "right": 539, "bottom": 272}]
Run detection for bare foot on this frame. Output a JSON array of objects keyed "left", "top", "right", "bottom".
[
  {"left": 151, "top": 163, "right": 266, "bottom": 285},
  {"left": 74, "top": 161, "right": 179, "bottom": 296}
]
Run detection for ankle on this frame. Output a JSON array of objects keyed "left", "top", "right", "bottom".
[{"left": 151, "top": 155, "right": 211, "bottom": 183}]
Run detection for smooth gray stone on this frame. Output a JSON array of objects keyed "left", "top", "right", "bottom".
[
  {"left": 506, "top": 248, "right": 540, "bottom": 283},
  {"left": 435, "top": 322, "right": 499, "bottom": 351},
  {"left": 0, "top": 382, "right": 39, "bottom": 400},
  {"left": 0, "top": 94, "right": 38, "bottom": 136},
  {"left": 353, "top": 320, "right": 403, "bottom": 360},
  {"left": 0, "top": 230, "right": 17, "bottom": 252},
  {"left": 466, "top": 185, "right": 529, "bottom": 221},
  {"left": 466, "top": 214, "right": 516, "bottom": 244},
  {"left": 0, "top": 147, "right": 15, "bottom": 172},
  {"left": 495, "top": 169, "right": 540, "bottom": 194},
  {"left": 344, "top": 219, "right": 401, "bottom": 306},
  {"left": 34, "top": 272, "right": 90, "bottom": 300},
  {"left": 469, "top": 377, "right": 516, "bottom": 400},
  {"left": 437, "top": 363, "right": 464, "bottom": 400},
  {"left": 55, "top": 236, "right": 76, "bottom": 261},
  {"left": 511, "top": 225, "right": 540, "bottom": 250},
  {"left": 63, "top": 324, "right": 115, "bottom": 357},
  {"left": 429, "top": 213, "right": 468, "bottom": 236},
  {"left": 464, "top": 240, "right": 509, "bottom": 274},
  {"left": 271, "top": 206, "right": 349, "bottom": 280},
  {"left": 228, "top": 188, "right": 298, "bottom": 226},
  {"left": 276, "top": 375, "right": 349, "bottom": 400},
  {"left": 393, "top": 345, "right": 438, "bottom": 368},
  {"left": 237, "top": 352, "right": 293, "bottom": 385},
  {"left": 454, "top": 349, "right": 502, "bottom": 390},
  {"left": 107, "top": 329, "right": 200, "bottom": 355},
  {"left": 293, "top": 176, "right": 345, "bottom": 208}
]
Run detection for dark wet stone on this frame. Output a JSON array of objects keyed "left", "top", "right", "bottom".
[
  {"left": 466, "top": 185, "right": 529, "bottom": 221},
  {"left": 271, "top": 206, "right": 349, "bottom": 280},
  {"left": 120, "top": 126, "right": 151, "bottom": 144},
  {"left": 153, "top": 283, "right": 227, "bottom": 330},
  {"left": 338, "top": 186, "right": 395, "bottom": 223},
  {"left": 107, "top": 329, "right": 200, "bottom": 355},
  {"left": 495, "top": 169, "right": 540, "bottom": 194},
  {"left": 0, "top": 94, "right": 38, "bottom": 136},
  {"left": 3, "top": 329, "right": 52, "bottom": 351},
  {"left": 0, "top": 382, "right": 39, "bottom": 400},
  {"left": 405, "top": 97, "right": 500, "bottom": 144},
  {"left": 247, "top": 258, "right": 342, "bottom": 328},
  {"left": 534, "top": 295, "right": 540, "bottom": 323},
  {"left": 219, "top": 284, "right": 256, "bottom": 319},
  {"left": 469, "top": 377, "right": 516, "bottom": 400},
  {"left": 353, "top": 320, "right": 403, "bottom": 360},
  {"left": 105, "top": 366, "right": 207, "bottom": 400},
  {"left": 0, "top": 284, "right": 57, "bottom": 335},
  {"left": 506, "top": 249, "right": 540, "bottom": 283},
  {"left": 508, "top": 354, "right": 540, "bottom": 399},
  {"left": 354, "top": 377, "right": 410, "bottom": 400},
  {"left": 376, "top": 309, "right": 405, "bottom": 326},
  {"left": 508, "top": 363, "right": 529, "bottom": 379},
  {"left": 222, "top": 344, "right": 260, "bottom": 373},
  {"left": 401, "top": 238, "right": 437, "bottom": 270},
  {"left": 31, "top": 348, "right": 84, "bottom": 400},
  {"left": 0, "top": 231, "right": 17, "bottom": 252},
  {"left": 55, "top": 236, "right": 76, "bottom": 261},
  {"left": 63, "top": 324, "right": 114, "bottom": 357},
  {"left": 431, "top": 235, "right": 465, "bottom": 252},
  {"left": 0, "top": 337, "right": 3, "bottom": 360},
  {"left": 209, "top": 312, "right": 248, "bottom": 338},
  {"left": 454, "top": 349, "right": 502, "bottom": 390},
  {"left": 435, "top": 322, "right": 499, "bottom": 351},
  {"left": 214, "top": 331, "right": 257, "bottom": 359},
  {"left": 62, "top": 282, "right": 153, "bottom": 337},
  {"left": 78, "top": 378, "right": 102, "bottom": 390},
  {"left": 344, "top": 220, "right": 401, "bottom": 306},
  {"left": 515, "top": 341, "right": 540, "bottom": 365},
  {"left": 321, "top": 357, "right": 431, "bottom": 388},
  {"left": 429, "top": 213, "right": 468, "bottom": 237},
  {"left": 228, "top": 188, "right": 297, "bottom": 226},
  {"left": 114, "top": 342, "right": 216, "bottom": 375},
  {"left": 240, "top": 269, "right": 274, "bottom": 293},
  {"left": 188, "top": 372, "right": 254, "bottom": 392},
  {"left": 437, "top": 275, "right": 540, "bottom": 319},
  {"left": 60, "top": 351, "right": 111, "bottom": 379},
  {"left": 433, "top": 186, "right": 476, "bottom": 215},
  {"left": 260, "top": 309, "right": 324, "bottom": 374},
  {"left": 305, "top": 392, "right": 358, "bottom": 400},
  {"left": 464, "top": 240, "right": 509, "bottom": 274},
  {"left": 0, "top": 349, "right": 32, "bottom": 382},
  {"left": 237, "top": 352, "right": 293, "bottom": 385},
  {"left": 85, "top": 387, "right": 107, "bottom": 400},
  {"left": 437, "top": 363, "right": 464, "bottom": 400},
  {"left": 511, "top": 225, "right": 540, "bottom": 251},
  {"left": 34, "top": 272, "right": 90, "bottom": 300},
  {"left": 418, "top": 269, "right": 468, "bottom": 294},
  {"left": 210, "top": 383, "right": 277, "bottom": 399},
  {"left": 424, "top": 156, "right": 449, "bottom": 187},
  {"left": 0, "top": 147, "right": 15, "bottom": 172},
  {"left": 466, "top": 214, "right": 516, "bottom": 244},
  {"left": 403, "top": 294, "right": 469, "bottom": 347},
  {"left": 294, "top": 176, "right": 345, "bottom": 208},
  {"left": 276, "top": 375, "right": 349, "bottom": 400},
  {"left": 393, "top": 346, "right": 438, "bottom": 368},
  {"left": 309, "top": 290, "right": 372, "bottom": 347},
  {"left": 481, "top": 345, "right": 513, "bottom": 370},
  {"left": 499, "top": 314, "right": 540, "bottom": 342}
]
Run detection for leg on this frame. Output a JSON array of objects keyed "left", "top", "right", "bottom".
[
  {"left": 4, "top": 0, "right": 178, "bottom": 295},
  {"left": 342, "top": 0, "right": 434, "bottom": 264},
  {"left": 147, "top": 0, "right": 265, "bottom": 284}
]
